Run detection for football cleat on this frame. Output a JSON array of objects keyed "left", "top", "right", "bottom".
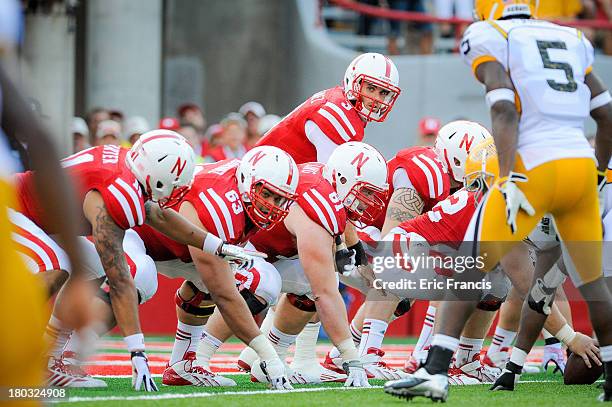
[
  {"left": 404, "top": 353, "right": 425, "bottom": 374},
  {"left": 47, "top": 355, "right": 108, "bottom": 388},
  {"left": 362, "top": 347, "right": 410, "bottom": 380},
  {"left": 290, "top": 359, "right": 347, "bottom": 383},
  {"left": 237, "top": 346, "right": 258, "bottom": 373},
  {"left": 482, "top": 347, "right": 510, "bottom": 369},
  {"left": 522, "top": 364, "right": 541, "bottom": 374},
  {"left": 322, "top": 352, "right": 346, "bottom": 375},
  {"left": 490, "top": 370, "right": 520, "bottom": 391},
  {"left": 450, "top": 355, "right": 502, "bottom": 384},
  {"left": 384, "top": 367, "right": 449, "bottom": 402},
  {"left": 162, "top": 352, "right": 236, "bottom": 387}
]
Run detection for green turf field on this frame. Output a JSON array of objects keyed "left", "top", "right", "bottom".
[{"left": 58, "top": 372, "right": 603, "bottom": 406}]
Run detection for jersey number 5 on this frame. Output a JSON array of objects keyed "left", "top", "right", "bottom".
[{"left": 536, "top": 40, "right": 577, "bottom": 93}]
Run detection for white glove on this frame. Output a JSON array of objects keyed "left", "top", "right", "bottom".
[
  {"left": 219, "top": 243, "right": 267, "bottom": 269},
  {"left": 343, "top": 360, "right": 371, "bottom": 387},
  {"left": 131, "top": 351, "right": 158, "bottom": 391},
  {"left": 498, "top": 172, "right": 535, "bottom": 234},
  {"left": 260, "top": 358, "right": 293, "bottom": 390}
]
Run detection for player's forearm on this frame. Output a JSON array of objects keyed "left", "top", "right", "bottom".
[
  {"left": 0, "top": 65, "right": 86, "bottom": 277},
  {"left": 490, "top": 101, "right": 519, "bottom": 177},
  {"left": 105, "top": 261, "right": 142, "bottom": 337},
  {"left": 312, "top": 288, "right": 353, "bottom": 351},
  {"left": 381, "top": 188, "right": 423, "bottom": 236},
  {"left": 146, "top": 204, "right": 206, "bottom": 249},
  {"left": 542, "top": 303, "right": 566, "bottom": 335}
]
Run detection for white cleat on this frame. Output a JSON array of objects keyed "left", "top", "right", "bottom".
[
  {"left": 162, "top": 352, "right": 236, "bottom": 387},
  {"left": 237, "top": 346, "right": 258, "bottom": 372},
  {"left": 384, "top": 367, "right": 449, "bottom": 402},
  {"left": 522, "top": 364, "right": 541, "bottom": 374},
  {"left": 47, "top": 356, "right": 108, "bottom": 388},
  {"left": 289, "top": 361, "right": 347, "bottom": 383},
  {"left": 362, "top": 347, "right": 410, "bottom": 380},
  {"left": 449, "top": 356, "right": 502, "bottom": 384}
]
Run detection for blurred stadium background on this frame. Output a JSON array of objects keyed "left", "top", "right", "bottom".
[{"left": 13, "top": 0, "right": 612, "bottom": 338}]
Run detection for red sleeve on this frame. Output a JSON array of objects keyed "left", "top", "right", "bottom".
[
  {"left": 99, "top": 177, "right": 145, "bottom": 230},
  {"left": 298, "top": 183, "right": 347, "bottom": 236},
  {"left": 308, "top": 101, "right": 359, "bottom": 145},
  {"left": 398, "top": 153, "right": 449, "bottom": 204}
]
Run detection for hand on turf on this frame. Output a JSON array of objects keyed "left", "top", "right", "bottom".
[
  {"left": 568, "top": 333, "right": 601, "bottom": 369},
  {"left": 498, "top": 172, "right": 535, "bottom": 234},
  {"left": 541, "top": 345, "right": 566, "bottom": 374},
  {"left": 131, "top": 351, "right": 158, "bottom": 391},
  {"left": 260, "top": 358, "right": 293, "bottom": 390},
  {"left": 343, "top": 360, "right": 370, "bottom": 387}
]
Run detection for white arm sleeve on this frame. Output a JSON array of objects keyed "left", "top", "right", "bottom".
[
  {"left": 392, "top": 168, "right": 414, "bottom": 190},
  {"left": 305, "top": 120, "right": 341, "bottom": 163}
]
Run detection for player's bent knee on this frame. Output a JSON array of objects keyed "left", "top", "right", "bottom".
[
  {"left": 286, "top": 293, "right": 317, "bottom": 312},
  {"left": 175, "top": 281, "right": 216, "bottom": 317}
]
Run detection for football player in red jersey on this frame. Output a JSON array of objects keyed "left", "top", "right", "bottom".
[
  {"left": 11, "top": 131, "right": 260, "bottom": 391},
  {"left": 322, "top": 121, "right": 490, "bottom": 379},
  {"left": 257, "top": 53, "right": 400, "bottom": 164},
  {"left": 196, "top": 142, "right": 388, "bottom": 387}
]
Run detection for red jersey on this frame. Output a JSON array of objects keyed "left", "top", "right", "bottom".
[
  {"left": 257, "top": 86, "right": 365, "bottom": 164},
  {"left": 14, "top": 145, "right": 145, "bottom": 232},
  {"left": 399, "top": 189, "right": 478, "bottom": 248},
  {"left": 250, "top": 162, "right": 347, "bottom": 261},
  {"left": 134, "top": 159, "right": 256, "bottom": 262},
  {"left": 371, "top": 146, "right": 450, "bottom": 229}
]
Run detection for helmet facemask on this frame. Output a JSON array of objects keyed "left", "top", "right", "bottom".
[
  {"left": 349, "top": 76, "right": 400, "bottom": 122},
  {"left": 144, "top": 175, "right": 191, "bottom": 209},
  {"left": 463, "top": 151, "right": 496, "bottom": 205},
  {"left": 341, "top": 180, "right": 388, "bottom": 224},
  {"left": 242, "top": 180, "right": 297, "bottom": 230}
]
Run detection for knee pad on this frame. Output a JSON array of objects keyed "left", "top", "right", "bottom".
[
  {"left": 239, "top": 287, "right": 268, "bottom": 315},
  {"left": 394, "top": 298, "right": 412, "bottom": 318},
  {"left": 286, "top": 293, "right": 316, "bottom": 312},
  {"left": 477, "top": 294, "right": 504, "bottom": 311},
  {"left": 175, "top": 281, "right": 216, "bottom": 317},
  {"left": 132, "top": 255, "right": 158, "bottom": 304}
]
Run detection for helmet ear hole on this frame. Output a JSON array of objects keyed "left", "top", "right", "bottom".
[
  {"left": 156, "top": 181, "right": 163, "bottom": 188},
  {"left": 339, "top": 176, "right": 347, "bottom": 185}
]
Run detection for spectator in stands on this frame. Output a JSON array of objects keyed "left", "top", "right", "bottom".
[
  {"left": 201, "top": 123, "right": 224, "bottom": 161},
  {"left": 123, "top": 116, "right": 150, "bottom": 146},
  {"left": 387, "top": 0, "right": 433, "bottom": 55},
  {"left": 434, "top": 0, "right": 472, "bottom": 38},
  {"left": 178, "top": 124, "right": 205, "bottom": 163},
  {"left": 417, "top": 116, "right": 441, "bottom": 146},
  {"left": 357, "top": 0, "right": 379, "bottom": 39},
  {"left": 72, "top": 117, "right": 90, "bottom": 153},
  {"left": 239, "top": 101, "right": 266, "bottom": 148},
  {"left": 95, "top": 119, "right": 121, "bottom": 146},
  {"left": 108, "top": 109, "right": 124, "bottom": 131},
  {"left": 257, "top": 114, "right": 282, "bottom": 137},
  {"left": 177, "top": 103, "right": 206, "bottom": 136},
  {"left": 205, "top": 113, "right": 248, "bottom": 162},
  {"left": 86, "top": 107, "right": 109, "bottom": 146},
  {"left": 159, "top": 117, "right": 181, "bottom": 132}
]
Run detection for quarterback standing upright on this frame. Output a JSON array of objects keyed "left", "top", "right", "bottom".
[
  {"left": 385, "top": 0, "right": 612, "bottom": 402},
  {"left": 257, "top": 52, "right": 401, "bottom": 164}
]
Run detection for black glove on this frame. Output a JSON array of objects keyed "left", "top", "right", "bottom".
[
  {"left": 348, "top": 241, "right": 368, "bottom": 266},
  {"left": 335, "top": 236, "right": 357, "bottom": 276}
]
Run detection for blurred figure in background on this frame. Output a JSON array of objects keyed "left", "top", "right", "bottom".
[
  {"left": 178, "top": 123, "right": 205, "bottom": 162},
  {"left": 95, "top": 119, "right": 122, "bottom": 146},
  {"left": 159, "top": 116, "right": 181, "bottom": 132},
  {"left": 257, "top": 114, "right": 282, "bottom": 137},
  {"left": 537, "top": 0, "right": 584, "bottom": 19},
  {"left": 202, "top": 123, "right": 224, "bottom": 161},
  {"left": 205, "top": 113, "right": 247, "bottom": 161},
  {"left": 123, "top": 116, "right": 150, "bottom": 146},
  {"left": 86, "top": 107, "right": 109, "bottom": 146},
  {"left": 417, "top": 116, "right": 441, "bottom": 146},
  {"left": 387, "top": 0, "right": 433, "bottom": 55},
  {"left": 434, "top": 0, "right": 473, "bottom": 38},
  {"left": 177, "top": 103, "right": 206, "bottom": 136},
  {"left": 239, "top": 101, "right": 266, "bottom": 148},
  {"left": 108, "top": 109, "right": 124, "bottom": 132},
  {"left": 72, "top": 117, "right": 90, "bottom": 152}
]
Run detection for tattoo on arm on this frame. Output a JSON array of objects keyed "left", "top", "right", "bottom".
[
  {"left": 386, "top": 188, "right": 424, "bottom": 222},
  {"left": 93, "top": 206, "right": 129, "bottom": 283}
]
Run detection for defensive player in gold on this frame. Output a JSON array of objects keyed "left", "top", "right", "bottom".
[
  {"left": 0, "top": 2, "right": 93, "bottom": 403},
  {"left": 385, "top": 0, "right": 612, "bottom": 402}
]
